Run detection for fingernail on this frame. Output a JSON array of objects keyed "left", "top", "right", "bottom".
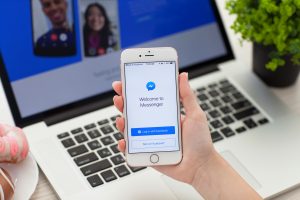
[
  {"left": 181, "top": 72, "right": 188, "bottom": 80},
  {"left": 112, "top": 81, "right": 117, "bottom": 88}
]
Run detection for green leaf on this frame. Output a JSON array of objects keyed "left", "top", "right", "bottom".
[{"left": 226, "top": 0, "right": 300, "bottom": 71}]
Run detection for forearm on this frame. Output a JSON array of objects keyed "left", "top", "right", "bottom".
[{"left": 192, "top": 151, "right": 262, "bottom": 200}]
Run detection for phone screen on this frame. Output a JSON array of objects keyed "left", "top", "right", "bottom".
[{"left": 124, "top": 61, "right": 180, "bottom": 154}]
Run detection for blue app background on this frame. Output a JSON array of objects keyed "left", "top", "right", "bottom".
[
  {"left": 119, "top": 0, "right": 215, "bottom": 48},
  {"left": 0, "top": 0, "right": 215, "bottom": 82}
]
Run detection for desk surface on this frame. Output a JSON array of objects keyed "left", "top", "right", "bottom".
[{"left": 0, "top": 0, "right": 299, "bottom": 199}]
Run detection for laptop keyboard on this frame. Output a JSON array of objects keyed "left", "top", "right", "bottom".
[
  {"left": 57, "top": 116, "right": 146, "bottom": 188},
  {"left": 57, "top": 78, "right": 269, "bottom": 188},
  {"left": 189, "top": 79, "right": 269, "bottom": 143}
]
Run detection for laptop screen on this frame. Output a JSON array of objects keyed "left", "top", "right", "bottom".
[{"left": 0, "top": 0, "right": 230, "bottom": 122}]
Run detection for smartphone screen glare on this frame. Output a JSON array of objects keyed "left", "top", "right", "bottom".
[{"left": 124, "top": 61, "right": 180, "bottom": 154}]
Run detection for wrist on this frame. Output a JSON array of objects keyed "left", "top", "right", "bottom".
[
  {"left": 191, "top": 149, "right": 220, "bottom": 189},
  {"left": 191, "top": 149, "right": 262, "bottom": 200}
]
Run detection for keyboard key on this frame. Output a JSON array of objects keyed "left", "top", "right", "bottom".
[
  {"left": 98, "top": 119, "right": 109, "bottom": 126},
  {"left": 61, "top": 138, "right": 75, "bottom": 148},
  {"left": 197, "top": 94, "right": 208, "bottom": 101},
  {"left": 200, "top": 103, "right": 210, "bottom": 111},
  {"left": 87, "top": 140, "right": 102, "bottom": 150},
  {"left": 208, "top": 90, "right": 220, "bottom": 97},
  {"left": 87, "top": 174, "right": 103, "bottom": 187},
  {"left": 113, "top": 132, "right": 124, "bottom": 141},
  {"left": 232, "top": 92, "right": 244, "bottom": 100},
  {"left": 101, "top": 125, "right": 114, "bottom": 135},
  {"left": 233, "top": 107, "right": 259, "bottom": 120},
  {"left": 236, "top": 126, "right": 247, "bottom": 133},
  {"left": 209, "top": 110, "right": 221, "bottom": 118},
  {"left": 208, "top": 83, "right": 218, "bottom": 88},
  {"left": 243, "top": 119, "right": 257, "bottom": 129},
  {"left": 111, "top": 154, "right": 125, "bottom": 165},
  {"left": 75, "top": 134, "right": 89, "bottom": 143},
  {"left": 221, "top": 127, "right": 235, "bottom": 137},
  {"left": 231, "top": 100, "right": 251, "bottom": 110},
  {"left": 74, "top": 152, "right": 98, "bottom": 166},
  {"left": 88, "top": 129, "right": 101, "bottom": 139},
  {"left": 211, "top": 131, "right": 223, "bottom": 143},
  {"left": 210, "top": 99, "right": 222, "bottom": 107},
  {"left": 222, "top": 116, "right": 234, "bottom": 124},
  {"left": 81, "top": 159, "right": 112, "bottom": 176},
  {"left": 114, "top": 165, "right": 130, "bottom": 177},
  {"left": 113, "top": 123, "right": 117, "bottom": 129},
  {"left": 220, "top": 106, "right": 232, "bottom": 114},
  {"left": 219, "top": 79, "right": 229, "bottom": 85},
  {"left": 129, "top": 166, "right": 147, "bottom": 173},
  {"left": 101, "top": 170, "right": 117, "bottom": 182},
  {"left": 68, "top": 145, "right": 88, "bottom": 157},
  {"left": 98, "top": 148, "right": 112, "bottom": 158},
  {"left": 71, "top": 128, "right": 83, "bottom": 135},
  {"left": 84, "top": 123, "right": 96, "bottom": 130},
  {"left": 210, "top": 120, "right": 223, "bottom": 129},
  {"left": 101, "top": 136, "right": 115, "bottom": 146},
  {"left": 197, "top": 87, "right": 206, "bottom": 92},
  {"left": 110, "top": 144, "right": 120, "bottom": 153},
  {"left": 111, "top": 115, "right": 121, "bottom": 122},
  {"left": 221, "top": 95, "right": 233, "bottom": 103},
  {"left": 220, "top": 85, "right": 236, "bottom": 93},
  {"left": 258, "top": 118, "right": 269, "bottom": 125},
  {"left": 57, "top": 132, "right": 69, "bottom": 139}
]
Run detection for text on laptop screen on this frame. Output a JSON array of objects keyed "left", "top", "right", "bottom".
[{"left": 0, "top": 0, "right": 227, "bottom": 118}]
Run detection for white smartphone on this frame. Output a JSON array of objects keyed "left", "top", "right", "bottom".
[{"left": 120, "top": 47, "right": 182, "bottom": 166}]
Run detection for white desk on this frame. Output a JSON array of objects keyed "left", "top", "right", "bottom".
[{"left": 0, "top": 0, "right": 299, "bottom": 199}]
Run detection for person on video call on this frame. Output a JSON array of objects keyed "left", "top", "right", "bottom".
[
  {"left": 35, "top": 0, "right": 75, "bottom": 56},
  {"left": 83, "top": 3, "right": 117, "bottom": 57},
  {"left": 112, "top": 73, "right": 263, "bottom": 200}
]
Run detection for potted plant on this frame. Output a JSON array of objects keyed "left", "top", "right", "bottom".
[{"left": 226, "top": 0, "right": 300, "bottom": 87}]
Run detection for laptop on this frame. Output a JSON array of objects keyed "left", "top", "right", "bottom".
[{"left": 1, "top": 0, "right": 300, "bottom": 199}]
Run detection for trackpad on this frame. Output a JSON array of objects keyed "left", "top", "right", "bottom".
[{"left": 220, "top": 151, "right": 261, "bottom": 190}]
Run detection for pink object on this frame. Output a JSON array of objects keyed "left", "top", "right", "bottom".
[
  {"left": 0, "top": 139, "right": 5, "bottom": 154},
  {"left": 0, "top": 124, "right": 29, "bottom": 163},
  {"left": 8, "top": 137, "right": 18, "bottom": 158}
]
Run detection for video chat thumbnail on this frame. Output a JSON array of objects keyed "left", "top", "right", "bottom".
[
  {"left": 79, "top": 0, "right": 120, "bottom": 57},
  {"left": 31, "top": 0, "right": 77, "bottom": 57},
  {"left": 31, "top": 0, "right": 120, "bottom": 58}
]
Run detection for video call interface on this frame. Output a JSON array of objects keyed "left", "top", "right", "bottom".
[{"left": 0, "top": 0, "right": 227, "bottom": 118}]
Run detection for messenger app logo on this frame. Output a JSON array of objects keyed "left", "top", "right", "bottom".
[{"left": 146, "top": 81, "right": 156, "bottom": 91}]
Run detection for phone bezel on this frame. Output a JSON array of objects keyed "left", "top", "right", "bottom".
[{"left": 121, "top": 47, "right": 182, "bottom": 166}]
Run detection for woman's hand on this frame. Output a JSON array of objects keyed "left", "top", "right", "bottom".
[{"left": 112, "top": 72, "right": 215, "bottom": 184}]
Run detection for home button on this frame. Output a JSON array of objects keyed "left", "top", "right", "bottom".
[{"left": 150, "top": 154, "right": 159, "bottom": 164}]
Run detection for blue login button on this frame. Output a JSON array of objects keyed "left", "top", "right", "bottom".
[{"left": 131, "top": 126, "right": 175, "bottom": 136}]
